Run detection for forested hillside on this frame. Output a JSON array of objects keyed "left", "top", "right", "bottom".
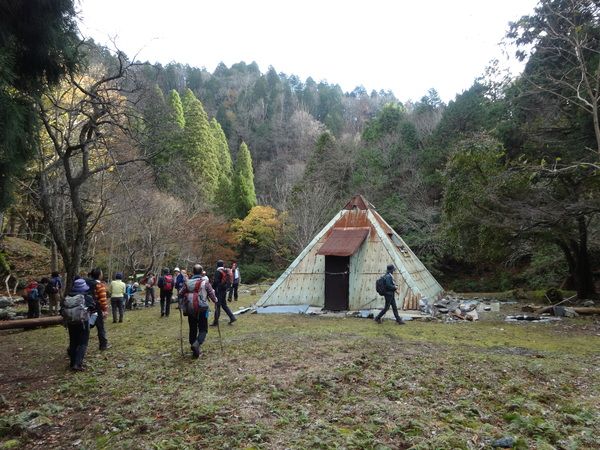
[{"left": 1, "top": 0, "right": 599, "bottom": 299}]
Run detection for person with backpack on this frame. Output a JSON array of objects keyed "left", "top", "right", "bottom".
[
  {"left": 210, "top": 260, "right": 237, "bottom": 326},
  {"left": 64, "top": 278, "right": 96, "bottom": 372},
  {"left": 47, "top": 271, "right": 63, "bottom": 316},
  {"left": 109, "top": 273, "right": 127, "bottom": 323},
  {"left": 374, "top": 264, "right": 406, "bottom": 325},
  {"left": 85, "top": 268, "right": 111, "bottom": 350},
  {"left": 174, "top": 267, "right": 187, "bottom": 292},
  {"left": 125, "top": 282, "right": 139, "bottom": 310},
  {"left": 178, "top": 264, "right": 218, "bottom": 358},
  {"left": 157, "top": 268, "right": 174, "bottom": 317},
  {"left": 142, "top": 272, "right": 156, "bottom": 307},
  {"left": 25, "top": 280, "right": 44, "bottom": 319},
  {"left": 228, "top": 262, "right": 241, "bottom": 302}
]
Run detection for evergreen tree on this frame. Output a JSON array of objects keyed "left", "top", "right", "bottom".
[
  {"left": 0, "top": 0, "right": 80, "bottom": 211},
  {"left": 167, "top": 89, "right": 185, "bottom": 130},
  {"left": 182, "top": 89, "right": 219, "bottom": 201},
  {"left": 212, "top": 119, "right": 234, "bottom": 216},
  {"left": 231, "top": 142, "right": 257, "bottom": 219}
]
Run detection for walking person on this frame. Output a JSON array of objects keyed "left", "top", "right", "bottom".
[
  {"left": 65, "top": 278, "right": 96, "bottom": 372},
  {"left": 374, "top": 264, "right": 406, "bottom": 325},
  {"left": 157, "top": 268, "right": 174, "bottom": 317},
  {"left": 109, "top": 273, "right": 127, "bottom": 323},
  {"left": 179, "top": 264, "right": 217, "bottom": 358},
  {"left": 85, "top": 268, "right": 111, "bottom": 350},
  {"left": 210, "top": 260, "right": 236, "bottom": 326},
  {"left": 228, "top": 262, "right": 241, "bottom": 302},
  {"left": 142, "top": 272, "right": 156, "bottom": 307}
]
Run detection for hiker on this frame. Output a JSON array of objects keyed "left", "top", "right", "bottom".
[
  {"left": 65, "top": 278, "right": 96, "bottom": 372},
  {"left": 47, "top": 271, "right": 63, "bottom": 315},
  {"left": 179, "top": 264, "right": 217, "bottom": 358},
  {"left": 374, "top": 264, "right": 406, "bottom": 325},
  {"left": 142, "top": 272, "right": 156, "bottom": 307},
  {"left": 210, "top": 260, "right": 236, "bottom": 326},
  {"left": 125, "top": 282, "right": 139, "bottom": 310},
  {"left": 109, "top": 273, "right": 127, "bottom": 323},
  {"left": 228, "top": 262, "right": 241, "bottom": 302},
  {"left": 157, "top": 268, "right": 174, "bottom": 317},
  {"left": 174, "top": 267, "right": 187, "bottom": 292},
  {"left": 25, "top": 280, "right": 45, "bottom": 319},
  {"left": 85, "top": 268, "right": 111, "bottom": 350}
]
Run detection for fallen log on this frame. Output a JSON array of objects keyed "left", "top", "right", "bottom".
[
  {"left": 0, "top": 316, "right": 63, "bottom": 330},
  {"left": 534, "top": 306, "right": 600, "bottom": 316}
]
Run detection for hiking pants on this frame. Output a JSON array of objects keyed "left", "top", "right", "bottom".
[
  {"left": 48, "top": 293, "right": 61, "bottom": 315},
  {"left": 111, "top": 297, "right": 124, "bottom": 322},
  {"left": 27, "top": 298, "right": 40, "bottom": 318},
  {"left": 188, "top": 309, "right": 209, "bottom": 346},
  {"left": 145, "top": 287, "right": 155, "bottom": 306},
  {"left": 160, "top": 290, "right": 173, "bottom": 317},
  {"left": 68, "top": 322, "right": 90, "bottom": 367},
  {"left": 228, "top": 282, "right": 239, "bottom": 301},
  {"left": 376, "top": 292, "right": 401, "bottom": 321},
  {"left": 95, "top": 313, "right": 109, "bottom": 349},
  {"left": 213, "top": 288, "right": 235, "bottom": 324}
]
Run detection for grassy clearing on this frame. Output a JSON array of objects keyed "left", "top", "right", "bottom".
[{"left": 0, "top": 291, "right": 599, "bottom": 449}]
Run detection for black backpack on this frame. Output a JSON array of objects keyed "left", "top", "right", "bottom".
[
  {"left": 48, "top": 278, "right": 61, "bottom": 295},
  {"left": 375, "top": 275, "right": 386, "bottom": 296}
]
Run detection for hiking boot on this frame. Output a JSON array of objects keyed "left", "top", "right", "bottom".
[
  {"left": 191, "top": 341, "right": 201, "bottom": 358},
  {"left": 71, "top": 364, "right": 85, "bottom": 372},
  {"left": 374, "top": 317, "right": 383, "bottom": 324},
  {"left": 99, "top": 344, "right": 112, "bottom": 350},
  {"left": 396, "top": 320, "right": 406, "bottom": 325},
  {"left": 209, "top": 322, "right": 218, "bottom": 327},
  {"left": 228, "top": 317, "right": 237, "bottom": 325}
]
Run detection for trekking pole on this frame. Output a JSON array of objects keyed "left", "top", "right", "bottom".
[
  {"left": 179, "top": 305, "right": 184, "bottom": 357},
  {"left": 215, "top": 310, "right": 224, "bottom": 354}
]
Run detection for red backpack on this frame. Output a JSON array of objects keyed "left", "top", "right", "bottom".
[
  {"left": 218, "top": 268, "right": 233, "bottom": 289},
  {"left": 162, "top": 275, "right": 173, "bottom": 291},
  {"left": 179, "top": 278, "right": 208, "bottom": 316}
]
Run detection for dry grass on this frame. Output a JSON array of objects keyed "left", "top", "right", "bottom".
[{"left": 0, "top": 291, "right": 599, "bottom": 449}]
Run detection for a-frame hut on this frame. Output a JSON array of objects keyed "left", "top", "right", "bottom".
[{"left": 256, "top": 195, "right": 444, "bottom": 312}]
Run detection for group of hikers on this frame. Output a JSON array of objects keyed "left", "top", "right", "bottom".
[
  {"left": 24, "top": 260, "right": 241, "bottom": 372},
  {"left": 23, "top": 261, "right": 405, "bottom": 372}
]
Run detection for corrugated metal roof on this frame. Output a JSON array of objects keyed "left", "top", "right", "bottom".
[{"left": 316, "top": 228, "right": 370, "bottom": 256}]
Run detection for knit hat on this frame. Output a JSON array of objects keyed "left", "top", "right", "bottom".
[
  {"left": 72, "top": 279, "right": 89, "bottom": 292},
  {"left": 116, "top": 273, "right": 123, "bottom": 279}
]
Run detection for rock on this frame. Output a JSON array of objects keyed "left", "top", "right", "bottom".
[
  {"left": 491, "top": 437, "right": 515, "bottom": 448},
  {"left": 0, "top": 296, "right": 16, "bottom": 308}
]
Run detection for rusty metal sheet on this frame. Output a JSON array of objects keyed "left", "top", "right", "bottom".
[{"left": 316, "top": 228, "right": 369, "bottom": 256}]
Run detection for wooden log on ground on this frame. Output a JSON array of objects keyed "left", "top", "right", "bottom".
[
  {"left": 534, "top": 306, "right": 600, "bottom": 316},
  {"left": 0, "top": 316, "right": 63, "bottom": 330}
]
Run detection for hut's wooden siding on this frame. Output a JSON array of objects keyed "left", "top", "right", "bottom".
[{"left": 257, "top": 201, "right": 444, "bottom": 310}]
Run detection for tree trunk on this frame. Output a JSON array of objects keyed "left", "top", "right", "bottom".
[
  {"left": 0, "top": 316, "right": 63, "bottom": 330},
  {"left": 557, "top": 215, "right": 596, "bottom": 299}
]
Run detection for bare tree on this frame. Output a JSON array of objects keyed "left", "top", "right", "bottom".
[{"left": 33, "top": 47, "right": 149, "bottom": 288}]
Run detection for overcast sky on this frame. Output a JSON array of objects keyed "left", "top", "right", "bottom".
[{"left": 77, "top": 0, "right": 540, "bottom": 103}]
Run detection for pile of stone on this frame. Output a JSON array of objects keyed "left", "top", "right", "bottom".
[
  {"left": 0, "top": 295, "right": 27, "bottom": 320},
  {"left": 431, "top": 296, "right": 480, "bottom": 322}
]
